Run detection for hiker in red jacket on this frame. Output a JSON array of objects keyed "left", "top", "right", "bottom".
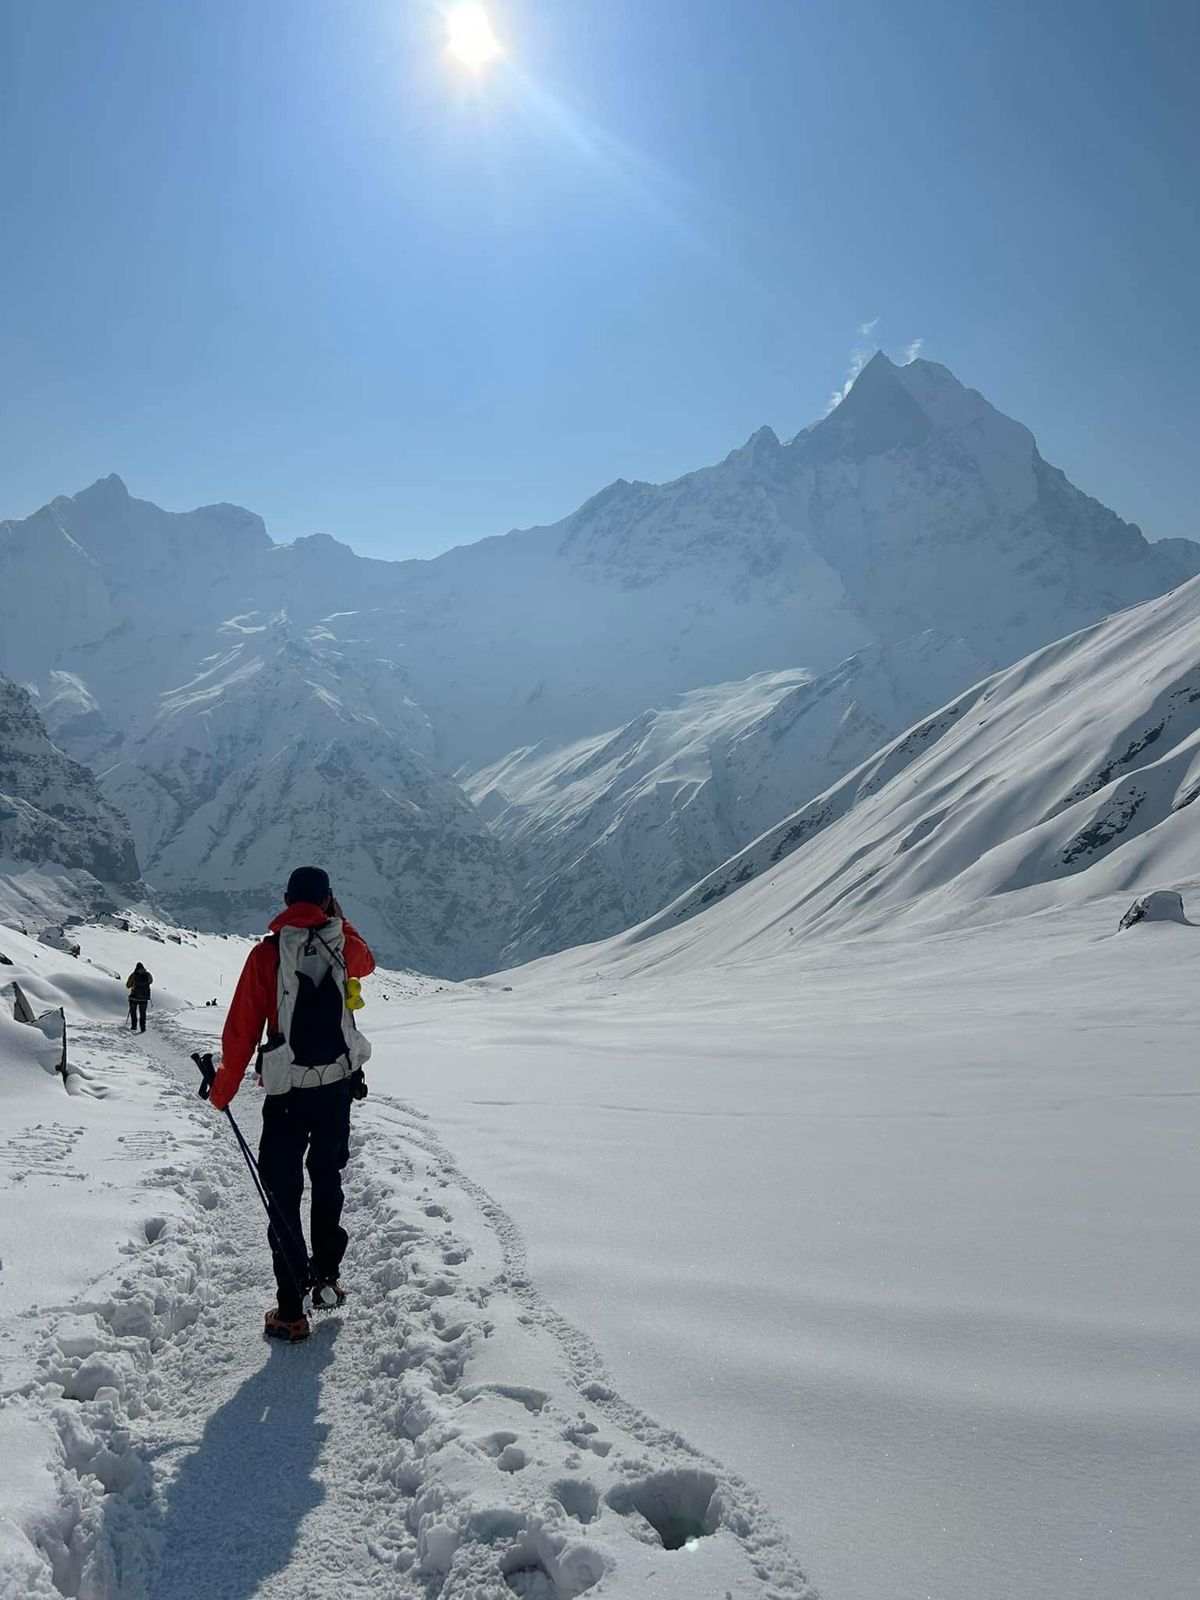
[{"left": 209, "top": 866, "right": 375, "bottom": 1342}]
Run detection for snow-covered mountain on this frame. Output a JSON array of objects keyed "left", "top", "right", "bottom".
[
  {"left": 467, "top": 631, "right": 986, "bottom": 963},
  {"left": 0, "top": 672, "right": 140, "bottom": 928},
  {"left": 0, "top": 474, "right": 410, "bottom": 685},
  {"left": 3, "top": 355, "right": 1192, "bottom": 771},
  {"left": 383, "top": 350, "right": 1198, "bottom": 769},
  {"left": 2, "top": 352, "right": 1196, "bottom": 970},
  {"left": 95, "top": 614, "right": 516, "bottom": 977},
  {"left": 0, "top": 487, "right": 516, "bottom": 972},
  {"left": 589, "top": 572, "right": 1200, "bottom": 973}
]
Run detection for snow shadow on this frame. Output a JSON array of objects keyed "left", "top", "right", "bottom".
[
  {"left": 606, "top": 1467, "right": 719, "bottom": 1549},
  {"left": 135, "top": 1325, "right": 340, "bottom": 1599}
]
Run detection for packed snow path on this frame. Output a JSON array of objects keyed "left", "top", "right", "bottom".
[{"left": 5, "top": 1017, "right": 812, "bottom": 1599}]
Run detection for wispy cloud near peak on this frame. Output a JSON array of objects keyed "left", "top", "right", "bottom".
[
  {"left": 827, "top": 323, "right": 881, "bottom": 413},
  {"left": 903, "top": 338, "right": 924, "bottom": 363}
]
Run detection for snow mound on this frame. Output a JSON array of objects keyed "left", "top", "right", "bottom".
[
  {"left": 0, "top": 925, "right": 130, "bottom": 1022},
  {"left": 1118, "top": 889, "right": 1189, "bottom": 929},
  {"left": 0, "top": 1007, "right": 65, "bottom": 1081},
  {"left": 37, "top": 925, "right": 80, "bottom": 956}
]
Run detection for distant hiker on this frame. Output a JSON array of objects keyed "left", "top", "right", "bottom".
[
  {"left": 206, "top": 867, "right": 375, "bottom": 1343},
  {"left": 126, "top": 963, "right": 153, "bottom": 1031}
]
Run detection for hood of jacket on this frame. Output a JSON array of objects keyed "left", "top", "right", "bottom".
[{"left": 269, "top": 902, "right": 334, "bottom": 933}]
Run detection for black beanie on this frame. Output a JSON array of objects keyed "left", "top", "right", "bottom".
[{"left": 285, "top": 865, "right": 331, "bottom": 907}]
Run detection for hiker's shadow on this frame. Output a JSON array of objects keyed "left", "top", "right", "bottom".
[{"left": 150, "top": 1323, "right": 340, "bottom": 1600}]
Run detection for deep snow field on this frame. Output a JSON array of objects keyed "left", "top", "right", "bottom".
[{"left": 1, "top": 898, "right": 1197, "bottom": 1599}]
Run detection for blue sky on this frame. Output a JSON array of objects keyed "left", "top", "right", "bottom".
[{"left": 1, "top": 0, "right": 1196, "bottom": 558}]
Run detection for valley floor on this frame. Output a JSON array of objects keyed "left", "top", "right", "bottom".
[
  {"left": 389, "top": 896, "right": 1200, "bottom": 1600},
  {"left": 2, "top": 899, "right": 1198, "bottom": 1599}
]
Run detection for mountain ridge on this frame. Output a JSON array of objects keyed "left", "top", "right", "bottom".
[{"left": 3, "top": 353, "right": 1196, "bottom": 968}]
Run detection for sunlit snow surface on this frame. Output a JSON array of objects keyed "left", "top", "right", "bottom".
[
  {"left": 1, "top": 900, "right": 1196, "bottom": 1598},
  {"left": 0, "top": 924, "right": 804, "bottom": 1597},
  {"left": 394, "top": 899, "right": 1199, "bottom": 1600}
]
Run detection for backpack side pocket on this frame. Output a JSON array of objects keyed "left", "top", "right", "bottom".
[{"left": 258, "top": 1033, "right": 292, "bottom": 1096}]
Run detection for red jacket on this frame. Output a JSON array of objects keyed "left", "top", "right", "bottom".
[{"left": 210, "top": 903, "right": 376, "bottom": 1110}]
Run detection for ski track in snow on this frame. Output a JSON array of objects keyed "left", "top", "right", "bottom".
[{"left": 4, "top": 1017, "right": 813, "bottom": 1600}]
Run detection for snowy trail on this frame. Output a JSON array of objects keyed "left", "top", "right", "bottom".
[{"left": 6, "top": 1014, "right": 813, "bottom": 1599}]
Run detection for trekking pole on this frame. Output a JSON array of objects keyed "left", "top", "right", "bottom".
[
  {"left": 192, "top": 1052, "right": 311, "bottom": 1306},
  {"left": 193, "top": 1051, "right": 273, "bottom": 1214}
]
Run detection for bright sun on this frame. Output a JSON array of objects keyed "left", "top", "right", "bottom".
[{"left": 446, "top": 3, "right": 502, "bottom": 70}]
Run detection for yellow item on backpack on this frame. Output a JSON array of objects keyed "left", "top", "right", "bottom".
[{"left": 344, "top": 977, "right": 365, "bottom": 1011}]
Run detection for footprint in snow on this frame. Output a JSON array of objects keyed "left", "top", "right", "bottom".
[
  {"left": 563, "top": 1419, "right": 613, "bottom": 1457},
  {"left": 551, "top": 1479, "right": 601, "bottom": 1524}
]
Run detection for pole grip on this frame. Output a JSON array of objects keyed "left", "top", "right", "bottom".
[{"left": 192, "top": 1051, "right": 217, "bottom": 1101}]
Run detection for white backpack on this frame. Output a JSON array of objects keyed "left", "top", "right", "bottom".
[{"left": 257, "top": 918, "right": 372, "bottom": 1096}]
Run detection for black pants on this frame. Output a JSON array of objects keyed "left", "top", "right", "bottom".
[
  {"left": 257, "top": 1077, "right": 352, "bottom": 1319},
  {"left": 129, "top": 999, "right": 147, "bottom": 1030}
]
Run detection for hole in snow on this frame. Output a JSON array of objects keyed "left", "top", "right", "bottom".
[
  {"left": 467, "top": 1507, "right": 526, "bottom": 1544},
  {"left": 563, "top": 1422, "right": 612, "bottom": 1457},
  {"left": 496, "top": 1443, "right": 527, "bottom": 1473},
  {"left": 464, "top": 1382, "right": 548, "bottom": 1414},
  {"left": 477, "top": 1430, "right": 519, "bottom": 1458},
  {"left": 502, "top": 1557, "right": 556, "bottom": 1598},
  {"left": 606, "top": 1468, "right": 720, "bottom": 1550},
  {"left": 61, "top": 1354, "right": 123, "bottom": 1404},
  {"left": 142, "top": 1216, "right": 167, "bottom": 1244},
  {"left": 551, "top": 1478, "right": 600, "bottom": 1524}
]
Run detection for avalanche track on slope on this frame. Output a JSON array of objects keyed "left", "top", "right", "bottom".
[{"left": 5, "top": 1017, "right": 812, "bottom": 1600}]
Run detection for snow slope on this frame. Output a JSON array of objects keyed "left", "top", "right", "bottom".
[
  {"left": 604, "top": 570, "right": 1200, "bottom": 969},
  {"left": 469, "top": 632, "right": 986, "bottom": 964}
]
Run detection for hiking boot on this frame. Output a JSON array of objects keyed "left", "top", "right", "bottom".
[
  {"left": 311, "top": 1277, "right": 346, "bottom": 1309},
  {"left": 264, "top": 1308, "right": 311, "bottom": 1342}
]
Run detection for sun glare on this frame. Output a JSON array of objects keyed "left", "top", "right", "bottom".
[{"left": 446, "top": 3, "right": 501, "bottom": 70}]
